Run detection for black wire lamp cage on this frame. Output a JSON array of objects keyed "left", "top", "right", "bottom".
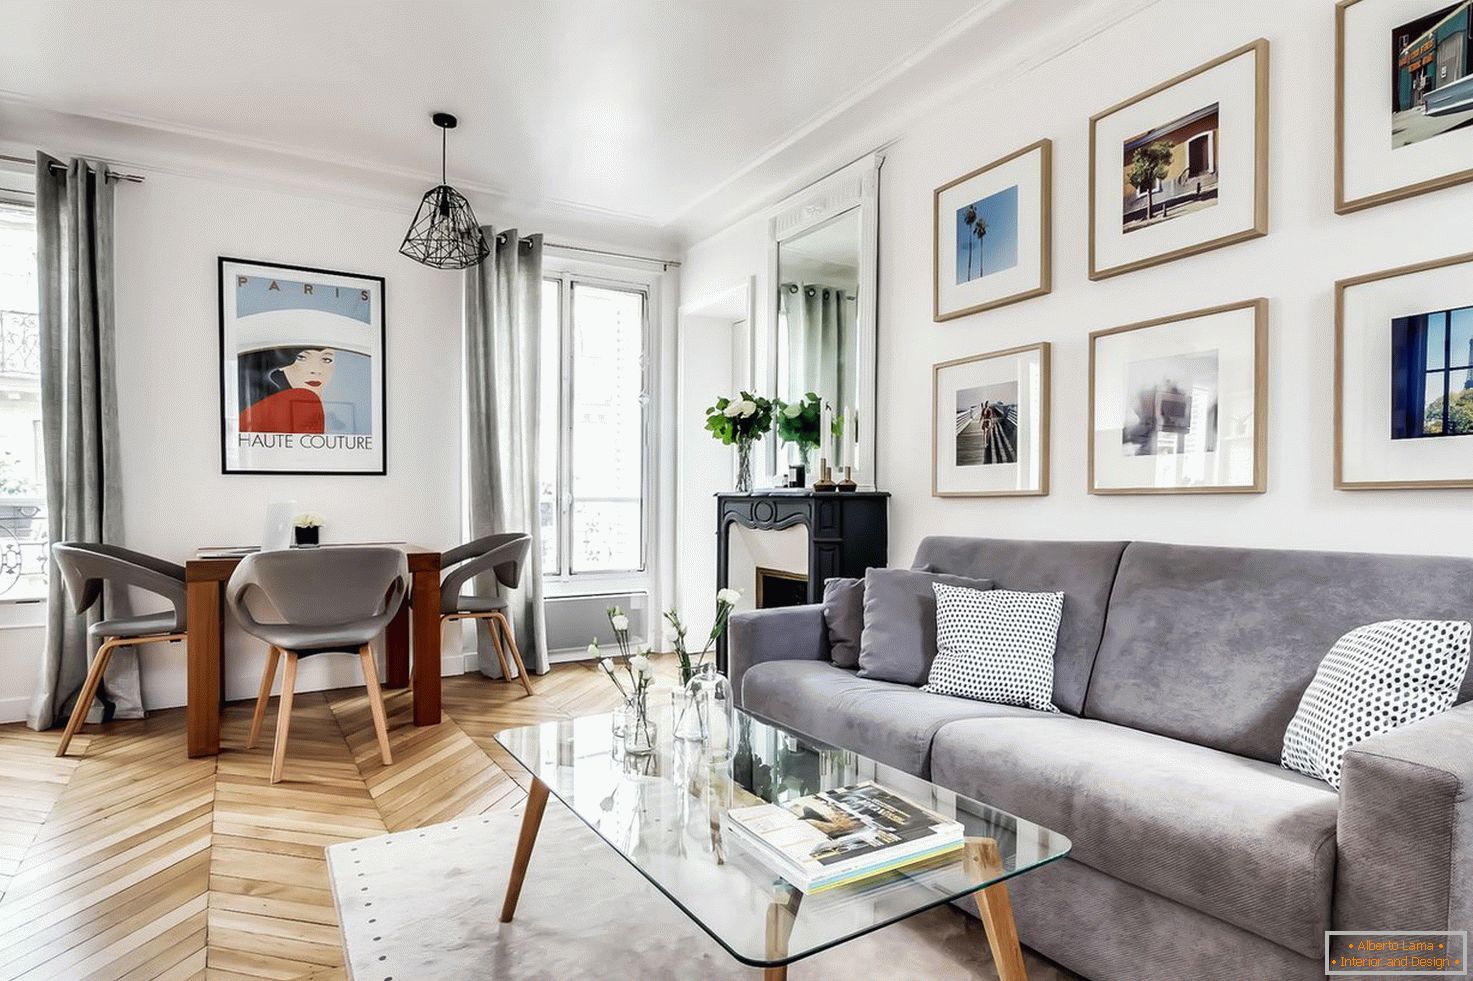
[{"left": 399, "top": 112, "right": 490, "bottom": 269}]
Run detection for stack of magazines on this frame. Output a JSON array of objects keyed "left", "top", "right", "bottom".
[{"left": 722, "top": 781, "right": 964, "bottom": 892}]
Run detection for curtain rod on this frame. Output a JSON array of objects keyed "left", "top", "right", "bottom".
[
  {"left": 0, "top": 153, "right": 145, "bottom": 184},
  {"left": 543, "top": 239, "right": 681, "bottom": 269}
]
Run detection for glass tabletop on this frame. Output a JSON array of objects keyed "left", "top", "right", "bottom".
[{"left": 493, "top": 708, "right": 1071, "bottom": 968}]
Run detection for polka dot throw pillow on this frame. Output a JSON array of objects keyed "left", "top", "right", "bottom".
[
  {"left": 921, "top": 582, "right": 1063, "bottom": 713},
  {"left": 1281, "top": 619, "right": 1472, "bottom": 790}
]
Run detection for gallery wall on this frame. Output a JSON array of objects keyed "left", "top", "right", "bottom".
[{"left": 678, "top": 0, "right": 1473, "bottom": 606}]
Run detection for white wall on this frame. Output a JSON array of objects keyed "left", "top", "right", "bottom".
[
  {"left": 678, "top": 0, "right": 1473, "bottom": 585},
  {"left": 0, "top": 169, "right": 465, "bottom": 721}
]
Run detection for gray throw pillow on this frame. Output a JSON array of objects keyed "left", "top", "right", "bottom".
[
  {"left": 857, "top": 568, "right": 994, "bottom": 685},
  {"left": 822, "top": 577, "right": 864, "bottom": 668}
]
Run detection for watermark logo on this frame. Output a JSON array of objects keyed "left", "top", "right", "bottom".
[{"left": 1327, "top": 932, "right": 1468, "bottom": 975}]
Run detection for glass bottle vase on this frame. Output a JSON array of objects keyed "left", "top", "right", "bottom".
[
  {"left": 674, "top": 663, "right": 732, "bottom": 760},
  {"left": 735, "top": 441, "right": 754, "bottom": 493},
  {"left": 618, "top": 692, "right": 657, "bottom": 756}
]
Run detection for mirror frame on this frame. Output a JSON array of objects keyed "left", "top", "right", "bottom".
[{"left": 764, "top": 150, "right": 883, "bottom": 489}]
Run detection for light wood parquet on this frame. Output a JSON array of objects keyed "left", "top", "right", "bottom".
[{"left": 0, "top": 657, "right": 673, "bottom": 980}]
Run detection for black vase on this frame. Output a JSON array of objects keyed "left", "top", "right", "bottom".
[{"left": 294, "top": 526, "right": 320, "bottom": 548}]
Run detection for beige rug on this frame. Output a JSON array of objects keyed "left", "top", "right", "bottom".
[{"left": 326, "top": 804, "right": 1077, "bottom": 980}]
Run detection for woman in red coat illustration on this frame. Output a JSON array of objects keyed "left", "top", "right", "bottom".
[{"left": 239, "top": 347, "right": 336, "bottom": 434}]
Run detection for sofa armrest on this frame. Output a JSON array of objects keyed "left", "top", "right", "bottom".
[
  {"left": 727, "top": 604, "right": 828, "bottom": 707},
  {"left": 1335, "top": 700, "right": 1473, "bottom": 933}
]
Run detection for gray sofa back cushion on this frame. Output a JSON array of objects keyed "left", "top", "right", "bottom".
[
  {"left": 1085, "top": 542, "right": 1473, "bottom": 763},
  {"left": 911, "top": 537, "right": 1128, "bottom": 715}
]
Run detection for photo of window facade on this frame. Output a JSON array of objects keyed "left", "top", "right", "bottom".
[
  {"left": 1390, "top": 302, "right": 1473, "bottom": 439},
  {"left": 1120, "top": 103, "right": 1219, "bottom": 232},
  {"left": 1392, "top": 1, "right": 1473, "bottom": 148}
]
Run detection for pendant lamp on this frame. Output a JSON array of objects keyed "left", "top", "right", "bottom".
[{"left": 399, "top": 112, "right": 490, "bottom": 269}]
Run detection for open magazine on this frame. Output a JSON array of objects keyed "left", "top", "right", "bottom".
[{"left": 722, "top": 782, "right": 964, "bottom": 892}]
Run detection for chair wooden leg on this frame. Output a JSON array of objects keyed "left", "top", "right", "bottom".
[
  {"left": 492, "top": 612, "right": 535, "bottom": 696},
  {"left": 270, "top": 652, "right": 298, "bottom": 785},
  {"left": 246, "top": 646, "right": 282, "bottom": 750},
  {"left": 485, "top": 616, "right": 514, "bottom": 685},
  {"left": 358, "top": 645, "right": 393, "bottom": 766},
  {"left": 56, "top": 638, "right": 121, "bottom": 758}
]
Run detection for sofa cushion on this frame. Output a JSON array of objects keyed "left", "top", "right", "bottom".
[
  {"left": 910, "top": 537, "right": 1127, "bottom": 714},
  {"left": 923, "top": 583, "right": 1064, "bottom": 713},
  {"left": 821, "top": 577, "right": 864, "bottom": 668},
  {"left": 857, "top": 568, "right": 993, "bottom": 686},
  {"left": 929, "top": 715, "right": 1338, "bottom": 957},
  {"left": 740, "top": 660, "right": 1044, "bottom": 776},
  {"left": 1085, "top": 541, "right": 1473, "bottom": 763}
]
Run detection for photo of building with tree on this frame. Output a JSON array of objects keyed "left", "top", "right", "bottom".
[{"left": 1120, "top": 102, "right": 1219, "bottom": 232}]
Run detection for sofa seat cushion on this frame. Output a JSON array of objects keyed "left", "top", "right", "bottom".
[
  {"left": 740, "top": 660, "right": 1045, "bottom": 777},
  {"left": 930, "top": 716, "right": 1338, "bottom": 957}
]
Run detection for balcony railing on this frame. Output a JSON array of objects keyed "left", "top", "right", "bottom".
[{"left": 0, "top": 310, "right": 40, "bottom": 377}]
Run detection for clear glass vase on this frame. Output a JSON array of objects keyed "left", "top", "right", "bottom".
[
  {"left": 618, "top": 695, "right": 658, "bottom": 756},
  {"left": 735, "top": 441, "right": 754, "bottom": 493},
  {"left": 674, "top": 663, "right": 732, "bottom": 760}
]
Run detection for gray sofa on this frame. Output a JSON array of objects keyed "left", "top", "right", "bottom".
[{"left": 728, "top": 536, "right": 1473, "bottom": 981}]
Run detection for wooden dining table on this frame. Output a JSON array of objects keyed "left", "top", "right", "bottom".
[{"left": 182, "top": 543, "right": 444, "bottom": 758}]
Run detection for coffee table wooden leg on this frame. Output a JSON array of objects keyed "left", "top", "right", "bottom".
[
  {"left": 761, "top": 884, "right": 801, "bottom": 980},
  {"left": 499, "top": 778, "right": 550, "bottom": 923},
  {"left": 965, "top": 837, "right": 1028, "bottom": 981}
]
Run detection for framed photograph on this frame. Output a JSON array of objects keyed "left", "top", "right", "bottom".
[
  {"left": 1336, "top": 251, "right": 1473, "bottom": 488},
  {"left": 932, "top": 342, "right": 1050, "bottom": 497},
  {"left": 1089, "top": 40, "right": 1268, "bottom": 280},
  {"left": 218, "top": 257, "right": 387, "bottom": 475},
  {"left": 1337, "top": 0, "right": 1473, "bottom": 213},
  {"left": 933, "top": 139, "right": 1051, "bottom": 321},
  {"left": 1089, "top": 299, "right": 1267, "bottom": 494}
]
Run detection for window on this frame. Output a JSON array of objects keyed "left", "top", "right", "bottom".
[
  {"left": 0, "top": 202, "right": 47, "bottom": 601},
  {"left": 539, "top": 273, "right": 650, "bottom": 578}
]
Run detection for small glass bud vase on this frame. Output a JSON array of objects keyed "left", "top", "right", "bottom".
[
  {"left": 679, "top": 663, "right": 732, "bottom": 760},
  {"left": 619, "top": 695, "right": 658, "bottom": 757}
]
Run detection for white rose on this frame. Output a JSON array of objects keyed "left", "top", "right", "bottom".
[
  {"left": 782, "top": 403, "right": 802, "bottom": 419},
  {"left": 739, "top": 400, "right": 757, "bottom": 417},
  {"left": 598, "top": 657, "right": 615, "bottom": 675},
  {"left": 723, "top": 402, "right": 743, "bottom": 417},
  {"left": 663, "top": 624, "right": 679, "bottom": 643},
  {"left": 610, "top": 613, "right": 629, "bottom": 632},
  {"left": 587, "top": 641, "right": 600, "bottom": 658},
  {"left": 716, "top": 587, "right": 742, "bottom": 605},
  {"left": 629, "top": 654, "right": 652, "bottom": 677}
]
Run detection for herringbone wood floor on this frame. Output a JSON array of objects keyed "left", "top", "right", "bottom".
[{"left": 0, "top": 657, "right": 676, "bottom": 980}]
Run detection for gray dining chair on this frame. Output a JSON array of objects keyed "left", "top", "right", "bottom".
[
  {"left": 440, "top": 532, "right": 535, "bottom": 695},
  {"left": 227, "top": 547, "right": 407, "bottom": 784},
  {"left": 51, "top": 542, "right": 188, "bottom": 758}
]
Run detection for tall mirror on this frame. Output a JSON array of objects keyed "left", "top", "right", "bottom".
[{"left": 768, "top": 152, "right": 881, "bottom": 487}]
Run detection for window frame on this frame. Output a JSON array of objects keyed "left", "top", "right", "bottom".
[{"left": 539, "top": 264, "right": 655, "bottom": 585}]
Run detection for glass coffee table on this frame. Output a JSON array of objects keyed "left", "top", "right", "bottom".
[{"left": 494, "top": 709, "right": 1070, "bottom": 980}]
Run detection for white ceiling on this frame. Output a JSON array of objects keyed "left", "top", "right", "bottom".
[{"left": 0, "top": 0, "right": 1151, "bottom": 246}]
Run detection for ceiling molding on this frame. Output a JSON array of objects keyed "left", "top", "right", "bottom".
[{"left": 670, "top": 0, "right": 1164, "bottom": 244}]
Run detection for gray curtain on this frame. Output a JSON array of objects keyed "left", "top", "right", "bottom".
[
  {"left": 464, "top": 228, "right": 548, "bottom": 677},
  {"left": 781, "top": 281, "right": 854, "bottom": 414},
  {"left": 28, "top": 153, "right": 138, "bottom": 731}
]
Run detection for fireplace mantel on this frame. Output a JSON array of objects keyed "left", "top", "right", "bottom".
[{"left": 715, "top": 490, "right": 889, "bottom": 672}]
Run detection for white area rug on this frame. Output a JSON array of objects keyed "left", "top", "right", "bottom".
[{"left": 326, "top": 805, "right": 1077, "bottom": 980}]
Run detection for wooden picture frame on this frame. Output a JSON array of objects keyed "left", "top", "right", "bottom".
[
  {"left": 933, "top": 139, "right": 1052, "bottom": 321},
  {"left": 1335, "top": 251, "right": 1473, "bottom": 489},
  {"left": 932, "top": 341, "right": 1050, "bottom": 498},
  {"left": 1335, "top": 0, "right": 1473, "bottom": 214},
  {"left": 1088, "top": 39, "right": 1269, "bottom": 280},
  {"left": 1088, "top": 299, "right": 1268, "bottom": 495}
]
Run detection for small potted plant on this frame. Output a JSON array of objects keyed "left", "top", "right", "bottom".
[
  {"left": 293, "top": 513, "right": 323, "bottom": 548},
  {"left": 704, "top": 392, "right": 774, "bottom": 493},
  {"left": 773, "top": 392, "right": 823, "bottom": 481}
]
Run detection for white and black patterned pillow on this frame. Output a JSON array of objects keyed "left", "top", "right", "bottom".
[
  {"left": 921, "top": 583, "right": 1064, "bottom": 713},
  {"left": 1282, "top": 619, "right": 1471, "bottom": 790}
]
